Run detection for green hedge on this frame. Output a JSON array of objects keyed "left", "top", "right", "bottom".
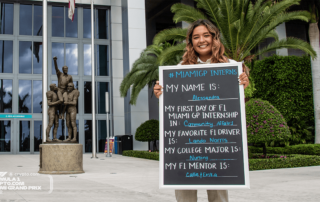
[
  {"left": 249, "top": 144, "right": 320, "bottom": 155},
  {"left": 249, "top": 154, "right": 320, "bottom": 171},
  {"left": 122, "top": 150, "right": 159, "bottom": 160},
  {"left": 251, "top": 55, "right": 314, "bottom": 138}
]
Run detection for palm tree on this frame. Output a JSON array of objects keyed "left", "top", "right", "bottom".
[
  {"left": 154, "top": 0, "right": 316, "bottom": 65},
  {"left": 120, "top": 42, "right": 181, "bottom": 105},
  {"left": 308, "top": 0, "right": 320, "bottom": 143}
]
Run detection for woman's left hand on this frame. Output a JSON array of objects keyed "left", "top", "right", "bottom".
[{"left": 239, "top": 72, "right": 249, "bottom": 89}]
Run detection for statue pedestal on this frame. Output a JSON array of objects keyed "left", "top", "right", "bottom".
[{"left": 39, "top": 144, "right": 85, "bottom": 174}]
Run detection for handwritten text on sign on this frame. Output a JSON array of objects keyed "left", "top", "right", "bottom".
[{"left": 160, "top": 64, "right": 249, "bottom": 189}]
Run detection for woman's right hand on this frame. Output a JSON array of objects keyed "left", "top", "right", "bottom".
[{"left": 153, "top": 81, "right": 163, "bottom": 99}]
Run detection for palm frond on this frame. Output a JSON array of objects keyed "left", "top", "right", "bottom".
[
  {"left": 239, "top": 0, "right": 300, "bottom": 57},
  {"left": 243, "top": 10, "right": 311, "bottom": 58},
  {"left": 120, "top": 55, "right": 157, "bottom": 97},
  {"left": 153, "top": 28, "right": 187, "bottom": 45},
  {"left": 265, "top": 30, "right": 279, "bottom": 41},
  {"left": 157, "top": 43, "right": 186, "bottom": 65},
  {"left": 171, "top": 3, "right": 208, "bottom": 24},
  {"left": 142, "top": 45, "right": 162, "bottom": 57},
  {"left": 254, "top": 37, "right": 317, "bottom": 60}
]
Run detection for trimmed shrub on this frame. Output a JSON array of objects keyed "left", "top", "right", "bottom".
[
  {"left": 122, "top": 150, "right": 159, "bottom": 160},
  {"left": 249, "top": 154, "right": 320, "bottom": 171},
  {"left": 248, "top": 144, "right": 320, "bottom": 155},
  {"left": 244, "top": 79, "right": 256, "bottom": 98},
  {"left": 251, "top": 55, "right": 314, "bottom": 143},
  {"left": 246, "top": 98, "right": 291, "bottom": 155},
  {"left": 135, "top": 119, "right": 159, "bottom": 151}
]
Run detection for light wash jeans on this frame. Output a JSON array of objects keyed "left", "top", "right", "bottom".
[{"left": 175, "top": 190, "right": 228, "bottom": 202}]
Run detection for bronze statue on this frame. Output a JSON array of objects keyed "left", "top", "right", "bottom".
[
  {"left": 63, "top": 82, "right": 80, "bottom": 142},
  {"left": 53, "top": 56, "right": 73, "bottom": 120},
  {"left": 45, "top": 57, "right": 79, "bottom": 143},
  {"left": 46, "top": 84, "right": 60, "bottom": 142}
]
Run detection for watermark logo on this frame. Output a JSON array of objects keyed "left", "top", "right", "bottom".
[
  {"left": 0, "top": 172, "right": 7, "bottom": 177},
  {"left": 0, "top": 172, "right": 53, "bottom": 194}
]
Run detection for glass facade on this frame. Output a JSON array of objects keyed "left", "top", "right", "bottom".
[
  {"left": 0, "top": 2, "right": 111, "bottom": 154},
  {"left": 0, "top": 3, "right": 13, "bottom": 35},
  {"left": 19, "top": 120, "right": 30, "bottom": 152},
  {"left": 0, "top": 79, "right": 12, "bottom": 113},
  {"left": 0, "top": 40, "right": 13, "bottom": 73},
  {"left": 84, "top": 120, "right": 108, "bottom": 153},
  {"left": 0, "top": 120, "right": 11, "bottom": 152},
  {"left": 34, "top": 121, "right": 42, "bottom": 151}
]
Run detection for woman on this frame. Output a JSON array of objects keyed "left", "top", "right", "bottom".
[{"left": 153, "top": 19, "right": 249, "bottom": 202}]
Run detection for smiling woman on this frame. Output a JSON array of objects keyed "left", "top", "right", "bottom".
[
  {"left": 182, "top": 20, "right": 228, "bottom": 65},
  {"left": 153, "top": 19, "right": 248, "bottom": 202}
]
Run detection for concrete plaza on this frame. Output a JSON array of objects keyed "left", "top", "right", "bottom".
[{"left": 0, "top": 154, "right": 319, "bottom": 202}]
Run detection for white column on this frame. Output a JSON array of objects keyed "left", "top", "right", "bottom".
[
  {"left": 127, "top": 0, "right": 148, "bottom": 150},
  {"left": 111, "top": 0, "right": 125, "bottom": 137},
  {"left": 275, "top": 23, "right": 288, "bottom": 56},
  {"left": 91, "top": 0, "right": 97, "bottom": 158},
  {"left": 42, "top": 0, "right": 48, "bottom": 143}
]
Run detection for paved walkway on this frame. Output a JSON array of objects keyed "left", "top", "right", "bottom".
[{"left": 0, "top": 154, "right": 319, "bottom": 202}]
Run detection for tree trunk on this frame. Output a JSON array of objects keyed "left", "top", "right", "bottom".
[
  {"left": 309, "top": 23, "right": 320, "bottom": 144},
  {"left": 153, "top": 140, "right": 158, "bottom": 151},
  {"left": 262, "top": 144, "right": 267, "bottom": 158}
]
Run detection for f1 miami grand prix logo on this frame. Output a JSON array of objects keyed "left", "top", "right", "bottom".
[
  {"left": 0, "top": 172, "right": 53, "bottom": 194},
  {"left": 0, "top": 173, "right": 5, "bottom": 194},
  {"left": 0, "top": 172, "right": 7, "bottom": 177}
]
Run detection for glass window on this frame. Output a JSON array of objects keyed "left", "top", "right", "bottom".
[
  {"left": 19, "top": 41, "right": 32, "bottom": 74},
  {"left": 19, "top": 80, "right": 31, "bottom": 113},
  {"left": 84, "top": 82, "right": 109, "bottom": 114},
  {"left": 34, "top": 5, "right": 43, "bottom": 36},
  {"left": 19, "top": 121, "right": 30, "bottom": 152},
  {"left": 0, "top": 120, "right": 11, "bottom": 152},
  {"left": 84, "top": 120, "right": 92, "bottom": 152},
  {"left": 84, "top": 82, "right": 92, "bottom": 114},
  {"left": 286, "top": 22, "right": 308, "bottom": 57},
  {"left": 56, "top": 119, "right": 66, "bottom": 140},
  {"left": 19, "top": 4, "right": 32, "bottom": 35},
  {"left": 97, "top": 82, "right": 109, "bottom": 114},
  {"left": 33, "top": 80, "right": 42, "bottom": 113},
  {"left": 96, "top": 9, "right": 109, "bottom": 39},
  {"left": 97, "top": 45, "right": 109, "bottom": 76},
  {"left": 0, "top": 79, "right": 12, "bottom": 113},
  {"left": 52, "top": 43, "right": 64, "bottom": 75},
  {"left": 83, "top": 8, "right": 91, "bottom": 38},
  {"left": 34, "top": 121, "right": 42, "bottom": 151},
  {"left": 66, "top": 7, "right": 78, "bottom": 38},
  {"left": 85, "top": 120, "right": 108, "bottom": 153},
  {"left": 84, "top": 44, "right": 91, "bottom": 75},
  {"left": 0, "top": 40, "right": 13, "bottom": 73},
  {"left": 66, "top": 43, "right": 78, "bottom": 75},
  {"left": 0, "top": 3, "right": 14, "bottom": 35},
  {"left": 33, "top": 42, "right": 43, "bottom": 74},
  {"left": 52, "top": 6, "right": 64, "bottom": 37},
  {"left": 98, "top": 120, "right": 106, "bottom": 152},
  {"left": 73, "top": 81, "right": 78, "bottom": 90},
  {"left": 84, "top": 45, "right": 110, "bottom": 76}
]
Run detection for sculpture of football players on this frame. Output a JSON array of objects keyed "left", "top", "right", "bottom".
[
  {"left": 53, "top": 56, "right": 73, "bottom": 120},
  {"left": 45, "top": 83, "right": 60, "bottom": 142},
  {"left": 63, "top": 83, "right": 80, "bottom": 142}
]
